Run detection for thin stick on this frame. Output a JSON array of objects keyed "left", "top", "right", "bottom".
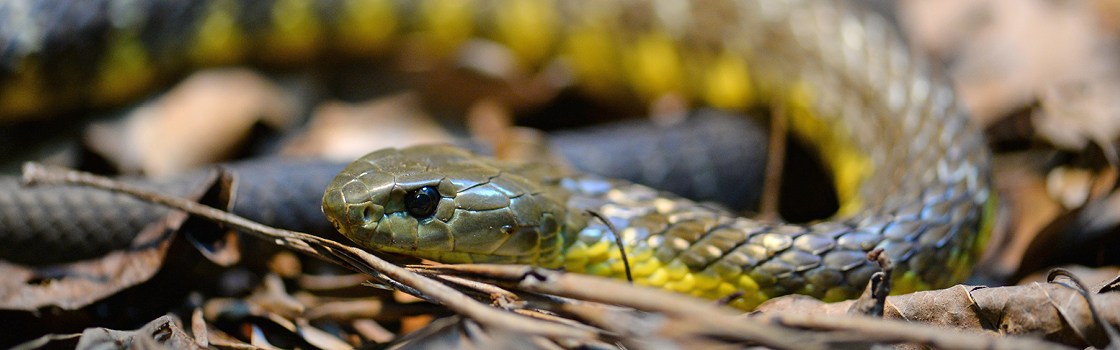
[
  {"left": 759, "top": 102, "right": 788, "bottom": 221},
  {"left": 586, "top": 210, "right": 632, "bottom": 283},
  {"left": 514, "top": 267, "right": 820, "bottom": 350},
  {"left": 760, "top": 312, "right": 1075, "bottom": 350}
]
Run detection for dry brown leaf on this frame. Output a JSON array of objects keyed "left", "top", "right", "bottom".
[
  {"left": 0, "top": 169, "right": 240, "bottom": 347},
  {"left": 85, "top": 69, "right": 297, "bottom": 176},
  {"left": 247, "top": 273, "right": 306, "bottom": 320},
  {"left": 1035, "top": 79, "right": 1120, "bottom": 160},
  {"left": 757, "top": 277, "right": 1120, "bottom": 348},
  {"left": 901, "top": 0, "right": 1119, "bottom": 126},
  {"left": 973, "top": 152, "right": 1065, "bottom": 281},
  {"left": 0, "top": 206, "right": 194, "bottom": 311},
  {"left": 386, "top": 316, "right": 565, "bottom": 350},
  {"left": 983, "top": 152, "right": 1120, "bottom": 281},
  {"left": 898, "top": 0, "right": 989, "bottom": 60},
  {"left": 351, "top": 319, "right": 396, "bottom": 344},
  {"left": 1047, "top": 167, "right": 1096, "bottom": 210},
  {"left": 13, "top": 315, "right": 204, "bottom": 350},
  {"left": 280, "top": 93, "right": 454, "bottom": 161},
  {"left": 1019, "top": 266, "right": 1120, "bottom": 286}
]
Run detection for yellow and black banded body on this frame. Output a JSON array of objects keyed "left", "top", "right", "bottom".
[{"left": 3, "top": 0, "right": 994, "bottom": 310}]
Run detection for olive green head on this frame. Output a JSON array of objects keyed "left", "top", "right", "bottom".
[{"left": 322, "top": 144, "right": 569, "bottom": 266}]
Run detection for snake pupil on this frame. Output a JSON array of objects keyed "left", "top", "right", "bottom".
[{"left": 405, "top": 186, "right": 440, "bottom": 218}]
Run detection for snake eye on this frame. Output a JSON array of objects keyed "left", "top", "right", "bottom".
[{"left": 405, "top": 186, "right": 441, "bottom": 218}]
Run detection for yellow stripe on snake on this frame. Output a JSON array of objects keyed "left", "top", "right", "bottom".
[{"left": 3, "top": 0, "right": 994, "bottom": 310}]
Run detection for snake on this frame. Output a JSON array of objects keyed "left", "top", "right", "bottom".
[
  {"left": 2, "top": 0, "right": 994, "bottom": 310},
  {"left": 316, "top": 0, "right": 995, "bottom": 310}
]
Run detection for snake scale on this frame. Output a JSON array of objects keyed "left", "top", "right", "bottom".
[{"left": 2, "top": 0, "right": 994, "bottom": 310}]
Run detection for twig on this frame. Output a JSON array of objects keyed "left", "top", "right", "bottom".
[
  {"left": 512, "top": 308, "right": 610, "bottom": 337},
  {"left": 759, "top": 102, "right": 788, "bottom": 221},
  {"left": 848, "top": 248, "right": 892, "bottom": 316},
  {"left": 432, "top": 274, "right": 520, "bottom": 303},
  {"left": 586, "top": 210, "right": 632, "bottom": 283},
  {"left": 513, "top": 267, "right": 827, "bottom": 350},
  {"left": 759, "top": 312, "right": 1075, "bottom": 350},
  {"left": 1048, "top": 268, "right": 1120, "bottom": 349}
]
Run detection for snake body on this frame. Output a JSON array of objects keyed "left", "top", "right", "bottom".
[
  {"left": 314, "top": 0, "right": 994, "bottom": 310},
  {"left": 2, "top": 0, "right": 994, "bottom": 309}
]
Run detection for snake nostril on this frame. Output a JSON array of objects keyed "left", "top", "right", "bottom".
[{"left": 362, "top": 205, "right": 378, "bottom": 224}]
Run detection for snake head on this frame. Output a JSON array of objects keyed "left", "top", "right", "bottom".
[{"left": 322, "top": 144, "right": 569, "bottom": 267}]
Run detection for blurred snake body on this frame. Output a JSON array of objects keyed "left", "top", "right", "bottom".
[{"left": 3, "top": 0, "right": 993, "bottom": 309}]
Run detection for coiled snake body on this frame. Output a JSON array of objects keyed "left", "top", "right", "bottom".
[
  {"left": 3, "top": 0, "right": 994, "bottom": 309},
  {"left": 317, "top": 0, "right": 993, "bottom": 312}
]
